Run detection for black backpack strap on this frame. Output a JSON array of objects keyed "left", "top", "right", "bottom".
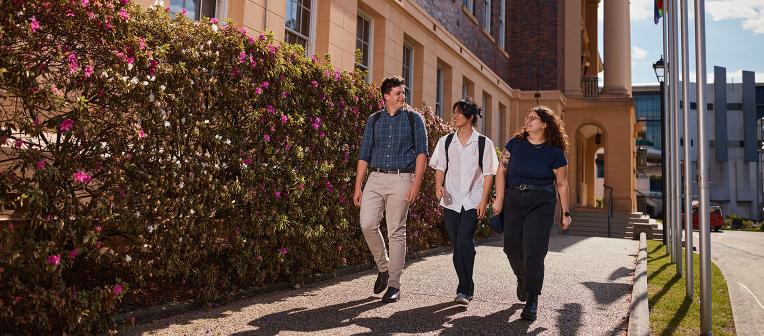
[
  {"left": 478, "top": 135, "right": 486, "bottom": 173},
  {"left": 370, "top": 111, "right": 382, "bottom": 149},
  {"left": 407, "top": 110, "right": 417, "bottom": 142},
  {"left": 443, "top": 133, "right": 455, "bottom": 186}
]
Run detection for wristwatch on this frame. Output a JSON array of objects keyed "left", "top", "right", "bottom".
[{"left": 564, "top": 211, "right": 572, "bottom": 218}]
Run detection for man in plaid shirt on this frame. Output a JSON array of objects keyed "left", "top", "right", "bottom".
[{"left": 353, "top": 76, "right": 429, "bottom": 303}]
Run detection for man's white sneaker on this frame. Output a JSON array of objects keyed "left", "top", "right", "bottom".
[{"left": 454, "top": 293, "right": 470, "bottom": 305}]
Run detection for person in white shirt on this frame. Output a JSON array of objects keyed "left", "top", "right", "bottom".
[{"left": 428, "top": 97, "right": 499, "bottom": 305}]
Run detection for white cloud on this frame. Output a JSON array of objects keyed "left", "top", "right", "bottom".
[
  {"left": 631, "top": 0, "right": 654, "bottom": 21},
  {"left": 707, "top": 0, "right": 764, "bottom": 34},
  {"left": 632, "top": 46, "right": 648, "bottom": 60}
]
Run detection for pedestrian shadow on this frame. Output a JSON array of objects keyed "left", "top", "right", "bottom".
[
  {"left": 230, "top": 296, "right": 385, "bottom": 336},
  {"left": 438, "top": 303, "right": 547, "bottom": 336},
  {"left": 555, "top": 303, "right": 583, "bottom": 336},
  {"left": 581, "top": 282, "right": 631, "bottom": 305},
  {"left": 480, "top": 233, "right": 592, "bottom": 254},
  {"left": 351, "top": 301, "right": 467, "bottom": 335}
]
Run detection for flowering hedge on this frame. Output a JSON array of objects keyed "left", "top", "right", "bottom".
[{"left": 0, "top": 0, "right": 493, "bottom": 333}]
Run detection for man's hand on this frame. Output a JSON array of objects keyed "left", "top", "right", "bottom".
[
  {"left": 500, "top": 151, "right": 509, "bottom": 166},
  {"left": 353, "top": 188, "right": 362, "bottom": 207},
  {"left": 477, "top": 199, "right": 488, "bottom": 219},
  {"left": 435, "top": 185, "right": 445, "bottom": 199},
  {"left": 492, "top": 198, "right": 503, "bottom": 215},
  {"left": 407, "top": 184, "right": 420, "bottom": 203},
  {"left": 561, "top": 216, "right": 572, "bottom": 230}
]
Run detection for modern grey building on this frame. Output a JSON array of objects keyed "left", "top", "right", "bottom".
[{"left": 633, "top": 67, "right": 764, "bottom": 220}]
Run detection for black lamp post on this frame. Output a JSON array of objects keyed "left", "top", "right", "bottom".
[{"left": 653, "top": 56, "right": 667, "bottom": 246}]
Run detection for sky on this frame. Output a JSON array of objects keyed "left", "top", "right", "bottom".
[{"left": 607, "top": 0, "right": 764, "bottom": 85}]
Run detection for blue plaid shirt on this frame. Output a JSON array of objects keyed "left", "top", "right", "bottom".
[{"left": 359, "top": 108, "right": 429, "bottom": 170}]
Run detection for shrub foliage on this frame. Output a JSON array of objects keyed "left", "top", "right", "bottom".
[{"left": 0, "top": 0, "right": 490, "bottom": 333}]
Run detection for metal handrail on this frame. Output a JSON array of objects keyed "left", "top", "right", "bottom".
[{"left": 604, "top": 185, "right": 614, "bottom": 237}]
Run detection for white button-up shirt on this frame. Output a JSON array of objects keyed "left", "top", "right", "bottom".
[{"left": 428, "top": 129, "right": 499, "bottom": 212}]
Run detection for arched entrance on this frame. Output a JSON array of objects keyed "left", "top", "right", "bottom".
[{"left": 576, "top": 124, "right": 605, "bottom": 208}]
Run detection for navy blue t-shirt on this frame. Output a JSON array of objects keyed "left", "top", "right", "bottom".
[{"left": 505, "top": 137, "right": 567, "bottom": 187}]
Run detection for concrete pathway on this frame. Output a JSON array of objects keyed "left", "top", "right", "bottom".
[{"left": 125, "top": 233, "right": 638, "bottom": 335}]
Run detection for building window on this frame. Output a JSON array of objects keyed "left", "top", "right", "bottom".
[
  {"left": 285, "top": 0, "right": 313, "bottom": 54},
  {"left": 481, "top": 91, "right": 491, "bottom": 134},
  {"left": 462, "top": 77, "right": 473, "bottom": 99},
  {"left": 171, "top": 0, "right": 216, "bottom": 20},
  {"left": 355, "top": 14, "right": 372, "bottom": 82},
  {"left": 463, "top": 0, "right": 475, "bottom": 14},
  {"left": 483, "top": 0, "right": 491, "bottom": 32},
  {"left": 499, "top": 102, "right": 507, "bottom": 142},
  {"left": 436, "top": 64, "right": 444, "bottom": 118},
  {"left": 402, "top": 43, "right": 413, "bottom": 105},
  {"left": 498, "top": 0, "right": 505, "bottom": 48}
]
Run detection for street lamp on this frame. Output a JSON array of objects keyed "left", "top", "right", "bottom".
[{"left": 653, "top": 56, "right": 667, "bottom": 246}]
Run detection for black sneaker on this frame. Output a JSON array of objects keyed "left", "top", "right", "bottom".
[
  {"left": 520, "top": 301, "right": 537, "bottom": 320},
  {"left": 516, "top": 277, "right": 528, "bottom": 302},
  {"left": 373, "top": 271, "right": 389, "bottom": 294}
]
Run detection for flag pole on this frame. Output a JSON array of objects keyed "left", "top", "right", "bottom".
[{"left": 680, "top": 0, "right": 694, "bottom": 299}]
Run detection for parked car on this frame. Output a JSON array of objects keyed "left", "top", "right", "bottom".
[{"left": 682, "top": 204, "right": 724, "bottom": 231}]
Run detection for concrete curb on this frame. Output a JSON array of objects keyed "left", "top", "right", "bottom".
[
  {"left": 116, "top": 234, "right": 504, "bottom": 325},
  {"left": 627, "top": 232, "right": 650, "bottom": 336}
]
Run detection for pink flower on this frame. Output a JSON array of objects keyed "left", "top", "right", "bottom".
[
  {"left": 334, "top": 70, "right": 341, "bottom": 81},
  {"left": 118, "top": 8, "right": 128, "bottom": 20},
  {"left": 280, "top": 113, "right": 288, "bottom": 124},
  {"left": 59, "top": 119, "right": 74, "bottom": 132},
  {"left": 72, "top": 171, "right": 92, "bottom": 184},
  {"left": 121, "top": 0, "right": 128, "bottom": 4},
  {"left": 325, "top": 181, "right": 334, "bottom": 193},
  {"left": 310, "top": 80, "right": 318, "bottom": 88},
  {"left": 112, "top": 284, "right": 123, "bottom": 296},
  {"left": 95, "top": 225, "right": 102, "bottom": 232},
  {"left": 297, "top": 183, "right": 304, "bottom": 191},
  {"left": 255, "top": 87, "right": 262, "bottom": 95},
  {"left": 80, "top": 0, "right": 89, "bottom": 6},
  {"left": 95, "top": 241, "right": 103, "bottom": 249},
  {"left": 68, "top": 248, "right": 79, "bottom": 261},
  {"left": 263, "top": 134, "right": 271, "bottom": 142},
  {"left": 281, "top": 91, "right": 289, "bottom": 98},
  {"left": 266, "top": 105, "right": 275, "bottom": 114},
  {"left": 180, "top": 8, "right": 187, "bottom": 16},
  {"left": 210, "top": 18, "right": 218, "bottom": 24},
  {"left": 87, "top": 11, "right": 95, "bottom": 19},
  {"left": 138, "top": 37, "right": 146, "bottom": 50},
  {"left": 261, "top": 81, "right": 269, "bottom": 88},
  {"left": 319, "top": 131, "right": 326, "bottom": 138},
  {"left": 138, "top": 128, "right": 146, "bottom": 139},
  {"left": 311, "top": 117, "right": 321, "bottom": 130},
  {"left": 30, "top": 17, "right": 39, "bottom": 32},
  {"left": 35, "top": 160, "right": 46, "bottom": 170},
  {"left": 274, "top": 191, "right": 281, "bottom": 199},
  {"left": 238, "top": 51, "right": 246, "bottom": 63},
  {"left": 241, "top": 157, "right": 253, "bottom": 165},
  {"left": 14, "top": 139, "right": 23, "bottom": 148},
  {"left": 278, "top": 247, "right": 289, "bottom": 255},
  {"left": 47, "top": 254, "right": 61, "bottom": 266},
  {"left": 284, "top": 142, "right": 291, "bottom": 150},
  {"left": 67, "top": 53, "right": 78, "bottom": 74},
  {"left": 84, "top": 65, "right": 94, "bottom": 78}
]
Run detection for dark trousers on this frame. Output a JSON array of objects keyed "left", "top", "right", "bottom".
[
  {"left": 443, "top": 207, "right": 478, "bottom": 296},
  {"left": 502, "top": 188, "right": 556, "bottom": 296}
]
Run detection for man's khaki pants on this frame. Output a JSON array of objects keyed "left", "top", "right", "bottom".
[{"left": 360, "top": 171, "right": 413, "bottom": 289}]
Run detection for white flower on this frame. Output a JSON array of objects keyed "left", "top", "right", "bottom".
[
  {"left": 148, "top": 75, "right": 156, "bottom": 81},
  {"left": 164, "top": 121, "right": 170, "bottom": 127},
  {"left": 142, "top": 81, "right": 148, "bottom": 86},
  {"left": 207, "top": 40, "right": 212, "bottom": 45},
  {"left": 204, "top": 119, "right": 210, "bottom": 124},
  {"left": 159, "top": 85, "right": 166, "bottom": 91},
  {"left": 148, "top": 94, "right": 155, "bottom": 102},
  {"left": 189, "top": 209, "right": 195, "bottom": 215},
  {"left": 178, "top": 181, "right": 184, "bottom": 189},
  {"left": 101, "top": 71, "right": 109, "bottom": 78},
  {"left": 121, "top": 76, "right": 129, "bottom": 82},
  {"left": 128, "top": 63, "right": 134, "bottom": 71},
  {"left": 224, "top": 139, "right": 231, "bottom": 145},
  {"left": 130, "top": 77, "right": 139, "bottom": 85},
  {"left": 151, "top": 0, "right": 164, "bottom": 7},
  {"left": 125, "top": 255, "right": 132, "bottom": 262},
  {"left": 211, "top": 24, "right": 218, "bottom": 32}
]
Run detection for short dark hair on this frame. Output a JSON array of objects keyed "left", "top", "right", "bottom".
[
  {"left": 380, "top": 76, "right": 406, "bottom": 95},
  {"left": 452, "top": 97, "right": 482, "bottom": 125}
]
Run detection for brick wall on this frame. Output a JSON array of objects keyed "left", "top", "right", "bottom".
[
  {"left": 415, "top": 0, "right": 510, "bottom": 84},
  {"left": 506, "top": 0, "right": 564, "bottom": 91}
]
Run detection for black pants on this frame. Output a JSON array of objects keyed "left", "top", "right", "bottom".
[
  {"left": 502, "top": 188, "right": 556, "bottom": 296},
  {"left": 443, "top": 207, "right": 478, "bottom": 296}
]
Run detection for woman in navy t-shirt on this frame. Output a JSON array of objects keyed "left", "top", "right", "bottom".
[{"left": 492, "top": 105, "right": 572, "bottom": 321}]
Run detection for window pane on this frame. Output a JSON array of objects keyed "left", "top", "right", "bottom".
[{"left": 171, "top": 0, "right": 199, "bottom": 20}]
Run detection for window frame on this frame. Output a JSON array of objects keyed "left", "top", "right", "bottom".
[
  {"left": 355, "top": 12, "right": 374, "bottom": 82},
  {"left": 435, "top": 64, "right": 444, "bottom": 118},
  {"left": 402, "top": 43, "right": 414, "bottom": 105},
  {"left": 284, "top": 0, "right": 316, "bottom": 55},
  {"left": 483, "top": 0, "right": 492, "bottom": 32}
]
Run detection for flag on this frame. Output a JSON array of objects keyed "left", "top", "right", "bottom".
[{"left": 654, "top": 0, "right": 664, "bottom": 24}]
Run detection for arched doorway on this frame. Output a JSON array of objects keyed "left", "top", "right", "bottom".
[{"left": 576, "top": 124, "right": 605, "bottom": 208}]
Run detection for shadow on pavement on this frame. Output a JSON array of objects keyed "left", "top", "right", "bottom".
[
  {"left": 555, "top": 303, "right": 583, "bottom": 336},
  {"left": 608, "top": 267, "right": 633, "bottom": 281},
  {"left": 479, "top": 232, "right": 592, "bottom": 254},
  {"left": 440, "top": 303, "right": 548, "bottom": 336},
  {"left": 581, "top": 282, "right": 631, "bottom": 305}
]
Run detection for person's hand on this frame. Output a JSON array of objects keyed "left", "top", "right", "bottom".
[
  {"left": 407, "top": 184, "right": 420, "bottom": 203},
  {"left": 353, "top": 188, "right": 362, "bottom": 207},
  {"left": 561, "top": 215, "right": 572, "bottom": 230},
  {"left": 435, "top": 185, "right": 445, "bottom": 199},
  {"left": 492, "top": 198, "right": 503, "bottom": 215},
  {"left": 500, "top": 151, "right": 509, "bottom": 166},
  {"left": 477, "top": 199, "right": 488, "bottom": 219}
]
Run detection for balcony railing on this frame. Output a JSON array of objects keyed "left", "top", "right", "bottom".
[{"left": 582, "top": 76, "right": 600, "bottom": 99}]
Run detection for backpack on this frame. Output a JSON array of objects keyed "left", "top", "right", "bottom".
[{"left": 443, "top": 132, "right": 486, "bottom": 185}]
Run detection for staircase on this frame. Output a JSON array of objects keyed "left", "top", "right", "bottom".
[{"left": 564, "top": 207, "right": 663, "bottom": 239}]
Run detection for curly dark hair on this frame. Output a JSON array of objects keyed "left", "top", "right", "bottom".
[{"left": 512, "top": 105, "right": 570, "bottom": 154}]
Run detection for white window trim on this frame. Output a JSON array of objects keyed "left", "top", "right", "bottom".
[
  {"left": 356, "top": 11, "right": 374, "bottom": 82},
  {"left": 436, "top": 64, "right": 444, "bottom": 118},
  {"left": 403, "top": 43, "right": 414, "bottom": 105},
  {"left": 483, "top": 0, "right": 492, "bottom": 32},
  {"left": 463, "top": 0, "right": 475, "bottom": 14},
  {"left": 285, "top": 0, "right": 317, "bottom": 56},
  {"left": 498, "top": 0, "right": 505, "bottom": 48},
  {"left": 215, "top": 0, "right": 227, "bottom": 19}
]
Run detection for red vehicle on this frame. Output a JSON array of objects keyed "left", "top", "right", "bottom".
[{"left": 682, "top": 204, "right": 724, "bottom": 232}]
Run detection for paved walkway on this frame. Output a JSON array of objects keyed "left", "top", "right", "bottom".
[{"left": 125, "top": 233, "right": 638, "bottom": 335}]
